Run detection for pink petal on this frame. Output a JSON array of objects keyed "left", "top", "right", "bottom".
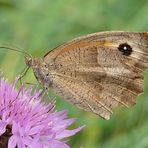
[
  {"left": 8, "top": 136, "right": 17, "bottom": 148},
  {"left": 48, "top": 139, "right": 70, "bottom": 148},
  {"left": 52, "top": 118, "right": 76, "bottom": 132},
  {"left": 0, "top": 121, "right": 7, "bottom": 135},
  {"left": 56, "top": 125, "right": 85, "bottom": 139}
]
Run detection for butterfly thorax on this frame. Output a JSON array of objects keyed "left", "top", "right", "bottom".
[{"left": 25, "top": 56, "right": 55, "bottom": 87}]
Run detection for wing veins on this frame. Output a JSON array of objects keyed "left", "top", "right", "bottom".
[
  {"left": 52, "top": 72, "right": 135, "bottom": 111},
  {"left": 54, "top": 74, "right": 112, "bottom": 113}
]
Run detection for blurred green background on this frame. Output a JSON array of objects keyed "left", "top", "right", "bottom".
[{"left": 0, "top": 0, "right": 148, "bottom": 148}]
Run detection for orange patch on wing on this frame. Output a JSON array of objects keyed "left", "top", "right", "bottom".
[
  {"left": 58, "top": 41, "right": 113, "bottom": 55},
  {"left": 44, "top": 40, "right": 114, "bottom": 61}
]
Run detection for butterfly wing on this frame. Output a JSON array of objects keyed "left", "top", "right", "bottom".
[{"left": 44, "top": 31, "right": 148, "bottom": 119}]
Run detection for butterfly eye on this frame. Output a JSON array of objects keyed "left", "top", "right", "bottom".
[
  {"left": 25, "top": 56, "right": 33, "bottom": 67},
  {"left": 118, "top": 43, "right": 133, "bottom": 56}
]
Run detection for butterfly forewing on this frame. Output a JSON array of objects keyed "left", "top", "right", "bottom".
[{"left": 33, "top": 31, "right": 148, "bottom": 119}]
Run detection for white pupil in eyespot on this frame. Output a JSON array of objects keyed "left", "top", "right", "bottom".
[{"left": 124, "top": 46, "right": 127, "bottom": 50}]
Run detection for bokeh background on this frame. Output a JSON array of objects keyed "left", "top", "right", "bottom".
[{"left": 0, "top": 0, "right": 148, "bottom": 147}]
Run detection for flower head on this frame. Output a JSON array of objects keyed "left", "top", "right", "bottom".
[{"left": 0, "top": 77, "right": 84, "bottom": 148}]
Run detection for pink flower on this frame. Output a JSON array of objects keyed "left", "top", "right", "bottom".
[{"left": 0, "top": 77, "right": 84, "bottom": 148}]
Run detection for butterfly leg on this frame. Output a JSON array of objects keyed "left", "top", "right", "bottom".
[{"left": 18, "top": 66, "right": 30, "bottom": 84}]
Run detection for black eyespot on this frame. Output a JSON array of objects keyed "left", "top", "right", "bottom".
[{"left": 118, "top": 43, "right": 133, "bottom": 56}]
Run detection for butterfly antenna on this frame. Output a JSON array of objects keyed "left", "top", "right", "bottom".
[
  {"left": 0, "top": 44, "right": 32, "bottom": 58},
  {"left": 0, "top": 44, "right": 32, "bottom": 82}
]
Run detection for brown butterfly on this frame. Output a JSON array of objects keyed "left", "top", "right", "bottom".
[{"left": 25, "top": 31, "right": 148, "bottom": 119}]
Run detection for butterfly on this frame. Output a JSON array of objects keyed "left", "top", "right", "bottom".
[{"left": 24, "top": 31, "right": 148, "bottom": 119}]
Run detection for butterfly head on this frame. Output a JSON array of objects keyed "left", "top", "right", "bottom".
[
  {"left": 25, "top": 53, "right": 43, "bottom": 66},
  {"left": 25, "top": 56, "right": 33, "bottom": 67}
]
